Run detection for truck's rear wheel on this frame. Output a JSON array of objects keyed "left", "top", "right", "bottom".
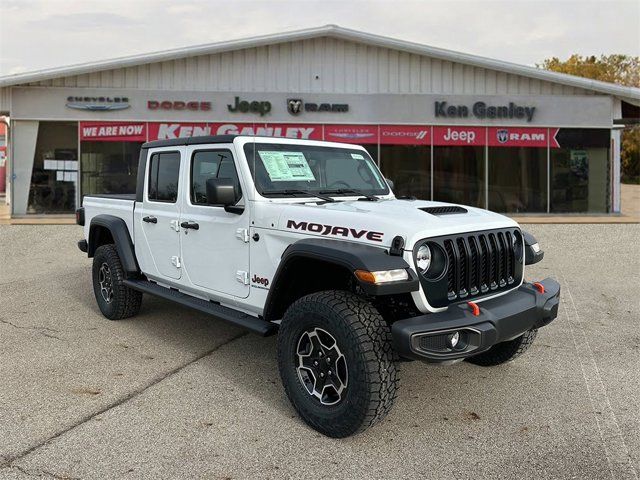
[
  {"left": 277, "top": 290, "right": 398, "bottom": 438},
  {"left": 92, "top": 244, "right": 142, "bottom": 320},
  {"left": 466, "top": 328, "right": 538, "bottom": 366}
]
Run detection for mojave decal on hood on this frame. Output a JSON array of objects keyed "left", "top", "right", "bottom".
[{"left": 276, "top": 198, "right": 518, "bottom": 249}]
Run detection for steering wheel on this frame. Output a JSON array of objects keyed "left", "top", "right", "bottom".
[{"left": 327, "top": 180, "right": 350, "bottom": 189}]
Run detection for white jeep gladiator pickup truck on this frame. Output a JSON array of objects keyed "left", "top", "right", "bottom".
[{"left": 77, "top": 134, "right": 560, "bottom": 438}]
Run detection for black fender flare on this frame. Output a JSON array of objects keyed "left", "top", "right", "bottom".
[
  {"left": 263, "top": 238, "right": 419, "bottom": 320},
  {"left": 88, "top": 214, "right": 139, "bottom": 277}
]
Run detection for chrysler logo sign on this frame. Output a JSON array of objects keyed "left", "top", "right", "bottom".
[{"left": 66, "top": 96, "right": 130, "bottom": 111}]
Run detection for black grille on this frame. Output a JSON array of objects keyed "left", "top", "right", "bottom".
[
  {"left": 418, "top": 334, "right": 450, "bottom": 353},
  {"left": 420, "top": 206, "right": 468, "bottom": 215},
  {"left": 439, "top": 229, "right": 522, "bottom": 303}
]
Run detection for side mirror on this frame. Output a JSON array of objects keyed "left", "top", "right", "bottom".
[
  {"left": 385, "top": 178, "right": 394, "bottom": 190},
  {"left": 206, "top": 178, "right": 236, "bottom": 206}
]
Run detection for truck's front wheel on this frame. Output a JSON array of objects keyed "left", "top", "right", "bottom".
[
  {"left": 277, "top": 290, "right": 398, "bottom": 438},
  {"left": 92, "top": 244, "right": 142, "bottom": 320}
]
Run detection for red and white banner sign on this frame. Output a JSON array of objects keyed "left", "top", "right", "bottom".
[
  {"left": 323, "top": 125, "right": 378, "bottom": 144},
  {"left": 80, "top": 122, "right": 147, "bottom": 142},
  {"left": 79, "top": 122, "right": 562, "bottom": 149},
  {"left": 379, "top": 125, "right": 429, "bottom": 145},
  {"left": 433, "top": 126, "right": 484, "bottom": 146},
  {"left": 487, "top": 127, "right": 559, "bottom": 148}
]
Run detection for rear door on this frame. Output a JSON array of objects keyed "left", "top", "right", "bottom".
[
  {"left": 179, "top": 145, "right": 250, "bottom": 298},
  {"left": 134, "top": 148, "right": 183, "bottom": 281}
]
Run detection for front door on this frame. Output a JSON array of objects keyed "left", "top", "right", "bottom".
[
  {"left": 135, "top": 148, "right": 183, "bottom": 281},
  {"left": 179, "top": 145, "right": 250, "bottom": 298}
]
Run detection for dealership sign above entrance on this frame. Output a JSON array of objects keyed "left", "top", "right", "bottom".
[
  {"left": 12, "top": 87, "right": 612, "bottom": 128},
  {"left": 79, "top": 121, "right": 560, "bottom": 147}
]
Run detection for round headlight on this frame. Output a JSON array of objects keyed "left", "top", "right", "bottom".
[{"left": 416, "top": 244, "right": 431, "bottom": 273}]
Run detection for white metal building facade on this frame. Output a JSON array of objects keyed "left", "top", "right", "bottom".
[{"left": 1, "top": 25, "right": 638, "bottom": 216}]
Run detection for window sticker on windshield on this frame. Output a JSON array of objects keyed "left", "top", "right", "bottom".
[
  {"left": 258, "top": 151, "right": 316, "bottom": 182},
  {"left": 351, "top": 153, "right": 365, "bottom": 159}
]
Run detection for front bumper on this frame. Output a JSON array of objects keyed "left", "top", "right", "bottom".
[{"left": 391, "top": 278, "right": 560, "bottom": 362}]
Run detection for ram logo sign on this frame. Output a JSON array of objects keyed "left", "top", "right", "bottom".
[{"left": 497, "top": 129, "right": 509, "bottom": 144}]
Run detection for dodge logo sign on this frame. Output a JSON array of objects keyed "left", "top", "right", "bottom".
[
  {"left": 148, "top": 101, "right": 211, "bottom": 111},
  {"left": 496, "top": 129, "right": 509, "bottom": 144}
]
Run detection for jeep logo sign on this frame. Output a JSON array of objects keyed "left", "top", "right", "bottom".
[
  {"left": 228, "top": 96, "right": 271, "bottom": 116},
  {"left": 287, "top": 220, "right": 383, "bottom": 242}
]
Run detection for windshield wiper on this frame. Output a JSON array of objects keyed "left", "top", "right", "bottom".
[
  {"left": 320, "top": 188, "right": 380, "bottom": 201},
  {"left": 263, "top": 189, "right": 335, "bottom": 203}
]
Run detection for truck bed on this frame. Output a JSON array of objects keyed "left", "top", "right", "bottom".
[{"left": 82, "top": 194, "right": 136, "bottom": 242}]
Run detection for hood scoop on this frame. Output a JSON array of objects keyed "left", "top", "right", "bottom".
[{"left": 420, "top": 206, "right": 468, "bottom": 216}]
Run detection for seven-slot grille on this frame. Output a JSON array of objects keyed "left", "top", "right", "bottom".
[{"left": 442, "top": 229, "right": 521, "bottom": 302}]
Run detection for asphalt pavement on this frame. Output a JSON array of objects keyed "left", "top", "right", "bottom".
[{"left": 0, "top": 224, "right": 638, "bottom": 480}]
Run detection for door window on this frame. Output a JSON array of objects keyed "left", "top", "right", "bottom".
[
  {"left": 190, "top": 150, "right": 242, "bottom": 205},
  {"left": 148, "top": 151, "right": 180, "bottom": 203}
]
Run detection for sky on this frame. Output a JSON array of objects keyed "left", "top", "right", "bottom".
[{"left": 0, "top": 0, "right": 639, "bottom": 77}]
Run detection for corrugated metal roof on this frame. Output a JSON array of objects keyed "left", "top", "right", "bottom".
[{"left": 1, "top": 24, "right": 638, "bottom": 102}]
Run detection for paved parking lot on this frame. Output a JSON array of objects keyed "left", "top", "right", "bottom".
[{"left": 0, "top": 224, "right": 638, "bottom": 480}]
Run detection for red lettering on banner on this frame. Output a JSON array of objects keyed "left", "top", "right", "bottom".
[
  {"left": 79, "top": 122, "right": 147, "bottom": 142},
  {"left": 323, "top": 125, "right": 378, "bottom": 144},
  {"left": 433, "top": 126, "right": 484, "bottom": 146},
  {"left": 488, "top": 127, "right": 557, "bottom": 148},
  {"left": 379, "top": 125, "right": 429, "bottom": 145}
]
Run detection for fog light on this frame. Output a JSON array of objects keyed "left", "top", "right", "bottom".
[{"left": 447, "top": 331, "right": 460, "bottom": 349}]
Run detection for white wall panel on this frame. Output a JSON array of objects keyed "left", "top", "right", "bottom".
[
  {"left": 0, "top": 87, "right": 11, "bottom": 112},
  {"left": 17, "top": 37, "right": 607, "bottom": 97}
]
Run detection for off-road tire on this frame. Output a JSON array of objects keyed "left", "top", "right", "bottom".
[
  {"left": 277, "top": 290, "right": 399, "bottom": 438},
  {"left": 466, "top": 328, "right": 538, "bottom": 366},
  {"left": 92, "top": 244, "right": 142, "bottom": 320}
]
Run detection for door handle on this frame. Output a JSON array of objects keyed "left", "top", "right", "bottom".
[
  {"left": 143, "top": 216, "right": 157, "bottom": 224},
  {"left": 180, "top": 221, "right": 200, "bottom": 230}
]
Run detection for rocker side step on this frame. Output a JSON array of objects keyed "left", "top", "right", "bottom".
[{"left": 123, "top": 279, "right": 278, "bottom": 336}]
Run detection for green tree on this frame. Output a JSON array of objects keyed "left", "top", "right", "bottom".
[{"left": 538, "top": 54, "right": 640, "bottom": 183}]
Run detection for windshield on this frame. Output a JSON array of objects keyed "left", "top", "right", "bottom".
[{"left": 244, "top": 142, "right": 390, "bottom": 198}]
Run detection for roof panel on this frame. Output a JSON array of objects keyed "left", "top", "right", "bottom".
[{"left": 0, "top": 24, "right": 638, "bottom": 101}]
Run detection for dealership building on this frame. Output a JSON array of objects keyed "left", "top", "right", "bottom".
[{"left": 0, "top": 25, "right": 638, "bottom": 217}]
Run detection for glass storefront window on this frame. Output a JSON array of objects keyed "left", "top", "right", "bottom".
[
  {"left": 380, "top": 145, "right": 430, "bottom": 199},
  {"left": 80, "top": 142, "right": 142, "bottom": 196},
  {"left": 550, "top": 129, "right": 610, "bottom": 213},
  {"left": 433, "top": 146, "right": 485, "bottom": 208},
  {"left": 28, "top": 121, "right": 78, "bottom": 214},
  {"left": 488, "top": 147, "right": 547, "bottom": 213}
]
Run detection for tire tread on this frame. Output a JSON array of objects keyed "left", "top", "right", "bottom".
[
  {"left": 93, "top": 244, "right": 142, "bottom": 320},
  {"left": 278, "top": 290, "right": 398, "bottom": 437},
  {"left": 466, "top": 328, "right": 538, "bottom": 366}
]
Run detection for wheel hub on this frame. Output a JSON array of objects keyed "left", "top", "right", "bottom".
[
  {"left": 296, "top": 327, "right": 348, "bottom": 405},
  {"left": 98, "top": 263, "right": 114, "bottom": 303}
]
